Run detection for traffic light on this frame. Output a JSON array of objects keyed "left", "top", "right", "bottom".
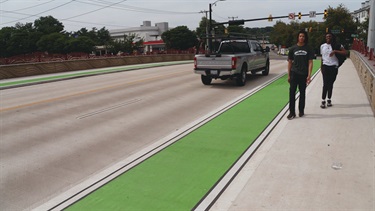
[
  {"left": 324, "top": 10, "right": 328, "bottom": 18},
  {"left": 298, "top": 12, "right": 302, "bottom": 19},
  {"left": 341, "top": 29, "right": 344, "bottom": 33},
  {"left": 268, "top": 15, "right": 273, "bottom": 22},
  {"left": 228, "top": 19, "right": 245, "bottom": 25}
]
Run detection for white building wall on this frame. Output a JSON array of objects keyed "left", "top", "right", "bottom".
[
  {"left": 353, "top": 1, "right": 370, "bottom": 23},
  {"left": 109, "top": 21, "right": 169, "bottom": 42}
]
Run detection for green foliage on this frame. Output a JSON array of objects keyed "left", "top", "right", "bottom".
[
  {"left": 244, "top": 27, "right": 273, "bottom": 39},
  {"left": 0, "top": 16, "right": 113, "bottom": 57},
  {"left": 196, "top": 16, "right": 209, "bottom": 37},
  {"left": 67, "top": 36, "right": 96, "bottom": 53},
  {"left": 162, "top": 26, "right": 197, "bottom": 50},
  {"left": 37, "top": 33, "right": 69, "bottom": 53},
  {"left": 108, "top": 34, "right": 143, "bottom": 55},
  {"left": 324, "top": 4, "right": 357, "bottom": 48},
  {"left": 34, "top": 16, "right": 64, "bottom": 34},
  {"left": 227, "top": 25, "right": 246, "bottom": 34},
  {"left": 269, "top": 4, "right": 357, "bottom": 54},
  {"left": 357, "top": 17, "right": 369, "bottom": 42}
]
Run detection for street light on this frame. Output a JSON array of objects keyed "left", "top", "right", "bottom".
[{"left": 208, "top": 0, "right": 226, "bottom": 53}]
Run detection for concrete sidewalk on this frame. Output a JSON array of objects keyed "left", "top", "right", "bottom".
[{"left": 212, "top": 58, "right": 375, "bottom": 210}]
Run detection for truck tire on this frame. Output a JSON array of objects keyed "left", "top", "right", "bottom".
[
  {"left": 201, "top": 75, "right": 212, "bottom": 85},
  {"left": 236, "top": 65, "right": 247, "bottom": 86},
  {"left": 262, "top": 60, "right": 270, "bottom": 76}
]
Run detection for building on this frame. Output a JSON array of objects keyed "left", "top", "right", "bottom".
[
  {"left": 352, "top": 1, "right": 371, "bottom": 23},
  {"left": 109, "top": 21, "right": 169, "bottom": 54},
  {"left": 352, "top": 0, "right": 374, "bottom": 49}
]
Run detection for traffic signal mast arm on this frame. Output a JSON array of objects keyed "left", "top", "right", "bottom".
[{"left": 215, "top": 12, "right": 325, "bottom": 26}]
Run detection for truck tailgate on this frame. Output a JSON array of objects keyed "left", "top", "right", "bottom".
[{"left": 195, "top": 55, "right": 232, "bottom": 70}]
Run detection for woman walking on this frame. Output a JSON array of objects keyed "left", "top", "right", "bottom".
[
  {"left": 320, "top": 32, "right": 347, "bottom": 108},
  {"left": 287, "top": 30, "right": 314, "bottom": 120}
]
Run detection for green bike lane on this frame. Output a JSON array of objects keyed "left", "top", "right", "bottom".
[{"left": 46, "top": 60, "right": 320, "bottom": 210}]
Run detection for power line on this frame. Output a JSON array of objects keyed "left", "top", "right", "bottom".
[
  {"left": 79, "top": 0, "right": 199, "bottom": 14},
  {"left": 62, "top": 0, "right": 126, "bottom": 20},
  {"left": 0, "top": 0, "right": 75, "bottom": 25},
  {"left": 0, "top": 0, "right": 201, "bottom": 30},
  {"left": 0, "top": 10, "right": 132, "bottom": 29},
  {"left": 4, "top": 0, "right": 56, "bottom": 12}
]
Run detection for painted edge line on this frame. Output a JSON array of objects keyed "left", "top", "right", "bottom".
[
  {"left": 33, "top": 73, "right": 285, "bottom": 211},
  {"left": 192, "top": 69, "right": 321, "bottom": 211}
]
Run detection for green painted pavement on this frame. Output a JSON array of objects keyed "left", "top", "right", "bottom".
[
  {"left": 0, "top": 61, "right": 192, "bottom": 88},
  {"left": 66, "top": 60, "right": 321, "bottom": 211}
]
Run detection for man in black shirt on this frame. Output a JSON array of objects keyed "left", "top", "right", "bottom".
[{"left": 287, "top": 30, "right": 314, "bottom": 120}]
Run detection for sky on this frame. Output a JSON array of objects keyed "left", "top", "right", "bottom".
[{"left": 0, "top": 0, "right": 364, "bottom": 33}]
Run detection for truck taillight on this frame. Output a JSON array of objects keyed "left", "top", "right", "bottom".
[
  {"left": 194, "top": 57, "right": 197, "bottom": 69},
  {"left": 231, "top": 57, "right": 237, "bottom": 69}
]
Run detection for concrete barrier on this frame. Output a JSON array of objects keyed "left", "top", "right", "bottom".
[
  {"left": 351, "top": 50, "right": 375, "bottom": 114},
  {"left": 0, "top": 54, "right": 194, "bottom": 79}
]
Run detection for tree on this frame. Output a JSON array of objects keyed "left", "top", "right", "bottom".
[
  {"left": 96, "top": 27, "right": 112, "bottom": 46},
  {"left": 34, "top": 16, "right": 64, "bottom": 34},
  {"left": 227, "top": 25, "right": 246, "bottom": 34},
  {"left": 357, "top": 17, "right": 369, "bottom": 43},
  {"left": 324, "top": 4, "right": 356, "bottom": 48},
  {"left": 37, "top": 32, "right": 69, "bottom": 53},
  {"left": 0, "top": 27, "right": 16, "bottom": 57},
  {"left": 72, "top": 27, "right": 112, "bottom": 46},
  {"left": 66, "top": 36, "right": 95, "bottom": 53},
  {"left": 270, "top": 21, "right": 293, "bottom": 47},
  {"left": 0, "top": 23, "right": 42, "bottom": 57},
  {"left": 162, "top": 26, "right": 197, "bottom": 50},
  {"left": 108, "top": 34, "right": 143, "bottom": 55},
  {"left": 244, "top": 27, "right": 273, "bottom": 40},
  {"left": 196, "top": 16, "right": 209, "bottom": 38}
]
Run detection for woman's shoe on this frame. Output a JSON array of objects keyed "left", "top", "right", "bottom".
[
  {"left": 320, "top": 100, "right": 326, "bottom": 108},
  {"left": 327, "top": 99, "right": 332, "bottom": 107}
]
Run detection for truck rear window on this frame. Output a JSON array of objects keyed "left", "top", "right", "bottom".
[{"left": 219, "top": 42, "right": 250, "bottom": 54}]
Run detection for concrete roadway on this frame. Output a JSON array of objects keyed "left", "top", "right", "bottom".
[{"left": 0, "top": 60, "right": 286, "bottom": 210}]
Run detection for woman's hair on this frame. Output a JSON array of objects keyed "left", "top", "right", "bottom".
[{"left": 297, "top": 29, "right": 309, "bottom": 44}]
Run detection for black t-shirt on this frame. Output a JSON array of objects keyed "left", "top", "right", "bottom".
[{"left": 288, "top": 44, "right": 314, "bottom": 75}]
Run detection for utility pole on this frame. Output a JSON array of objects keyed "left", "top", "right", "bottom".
[
  {"left": 208, "top": 3, "right": 213, "bottom": 53},
  {"left": 208, "top": 0, "right": 226, "bottom": 53},
  {"left": 200, "top": 10, "right": 209, "bottom": 52},
  {"left": 368, "top": 0, "right": 374, "bottom": 50}
]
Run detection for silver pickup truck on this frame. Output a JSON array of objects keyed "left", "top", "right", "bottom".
[{"left": 194, "top": 39, "right": 270, "bottom": 86}]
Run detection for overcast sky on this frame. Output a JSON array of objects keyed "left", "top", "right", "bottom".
[{"left": 0, "top": 0, "right": 364, "bottom": 32}]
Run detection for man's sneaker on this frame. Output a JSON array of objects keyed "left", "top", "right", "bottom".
[
  {"left": 320, "top": 100, "right": 326, "bottom": 109},
  {"left": 299, "top": 111, "right": 304, "bottom": 117},
  {"left": 287, "top": 113, "right": 296, "bottom": 120},
  {"left": 327, "top": 99, "right": 332, "bottom": 107}
]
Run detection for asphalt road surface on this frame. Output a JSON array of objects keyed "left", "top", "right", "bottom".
[{"left": 0, "top": 61, "right": 286, "bottom": 210}]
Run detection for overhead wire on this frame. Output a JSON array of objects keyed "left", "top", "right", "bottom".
[
  {"left": 62, "top": 0, "right": 127, "bottom": 20},
  {"left": 3, "top": 0, "right": 56, "bottom": 12},
  {"left": 0, "top": 0, "right": 75, "bottom": 25},
  {"left": 77, "top": 0, "right": 199, "bottom": 14},
  {"left": 0, "top": 0, "right": 201, "bottom": 30}
]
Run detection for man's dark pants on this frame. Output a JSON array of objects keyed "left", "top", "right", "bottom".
[{"left": 289, "top": 72, "right": 307, "bottom": 115}]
